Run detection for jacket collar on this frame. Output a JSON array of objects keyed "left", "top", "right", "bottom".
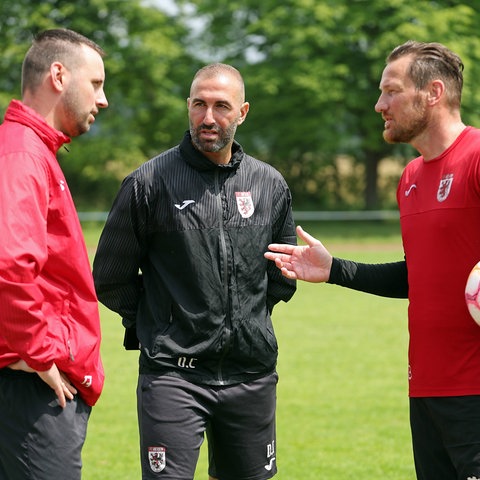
[
  {"left": 179, "top": 131, "right": 244, "bottom": 171},
  {"left": 5, "top": 100, "right": 71, "bottom": 153}
]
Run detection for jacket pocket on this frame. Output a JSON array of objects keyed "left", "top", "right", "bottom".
[{"left": 42, "top": 298, "right": 72, "bottom": 362}]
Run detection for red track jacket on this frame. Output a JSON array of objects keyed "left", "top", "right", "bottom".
[{"left": 0, "top": 100, "right": 104, "bottom": 406}]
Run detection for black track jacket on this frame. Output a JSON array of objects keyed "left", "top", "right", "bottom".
[{"left": 93, "top": 132, "right": 296, "bottom": 386}]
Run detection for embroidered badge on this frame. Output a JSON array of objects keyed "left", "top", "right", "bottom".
[
  {"left": 235, "top": 191, "right": 254, "bottom": 218},
  {"left": 437, "top": 173, "right": 453, "bottom": 202},
  {"left": 148, "top": 446, "right": 166, "bottom": 473}
]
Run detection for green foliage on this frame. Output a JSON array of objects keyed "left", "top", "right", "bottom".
[
  {"left": 1, "top": 1, "right": 480, "bottom": 209},
  {"left": 0, "top": 0, "right": 198, "bottom": 206},
  {"left": 178, "top": 0, "right": 480, "bottom": 208}
]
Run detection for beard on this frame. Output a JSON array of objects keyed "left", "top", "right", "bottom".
[
  {"left": 383, "top": 94, "right": 429, "bottom": 144},
  {"left": 190, "top": 121, "right": 237, "bottom": 153},
  {"left": 61, "top": 83, "right": 93, "bottom": 137}
]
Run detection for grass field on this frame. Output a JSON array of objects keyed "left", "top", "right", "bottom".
[{"left": 81, "top": 220, "right": 416, "bottom": 479}]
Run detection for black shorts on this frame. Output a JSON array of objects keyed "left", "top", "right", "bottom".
[
  {"left": 0, "top": 369, "right": 91, "bottom": 480},
  {"left": 410, "top": 396, "right": 480, "bottom": 480},
  {"left": 137, "top": 372, "right": 278, "bottom": 480}
]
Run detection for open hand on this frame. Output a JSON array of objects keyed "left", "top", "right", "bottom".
[{"left": 265, "top": 225, "right": 333, "bottom": 282}]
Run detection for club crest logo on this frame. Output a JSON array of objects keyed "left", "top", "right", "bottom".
[
  {"left": 148, "top": 446, "right": 166, "bottom": 473},
  {"left": 235, "top": 191, "right": 254, "bottom": 218},
  {"left": 437, "top": 173, "right": 453, "bottom": 202}
]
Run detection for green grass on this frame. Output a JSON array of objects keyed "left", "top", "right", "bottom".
[{"left": 81, "top": 220, "right": 415, "bottom": 479}]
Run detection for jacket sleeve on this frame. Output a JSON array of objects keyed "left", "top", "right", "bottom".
[
  {"left": 266, "top": 178, "right": 297, "bottom": 311},
  {"left": 328, "top": 257, "right": 409, "bottom": 298},
  {"left": 0, "top": 152, "right": 56, "bottom": 370},
  {"left": 93, "top": 175, "right": 146, "bottom": 321}
]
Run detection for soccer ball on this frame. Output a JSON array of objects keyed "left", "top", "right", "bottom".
[{"left": 465, "top": 261, "right": 480, "bottom": 325}]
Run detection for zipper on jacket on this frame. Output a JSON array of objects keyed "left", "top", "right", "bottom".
[{"left": 215, "top": 169, "right": 232, "bottom": 385}]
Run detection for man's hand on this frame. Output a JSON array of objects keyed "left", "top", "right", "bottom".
[
  {"left": 8, "top": 360, "right": 77, "bottom": 408},
  {"left": 264, "top": 225, "right": 333, "bottom": 282}
]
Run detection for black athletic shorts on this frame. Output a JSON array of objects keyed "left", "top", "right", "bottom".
[
  {"left": 0, "top": 368, "right": 91, "bottom": 480},
  {"left": 137, "top": 372, "right": 278, "bottom": 480},
  {"left": 410, "top": 396, "right": 480, "bottom": 480}
]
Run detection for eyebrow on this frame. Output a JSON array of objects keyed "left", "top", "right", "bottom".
[
  {"left": 379, "top": 79, "right": 402, "bottom": 90},
  {"left": 191, "top": 97, "right": 233, "bottom": 106}
]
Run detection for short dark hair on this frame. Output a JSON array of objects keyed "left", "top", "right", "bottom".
[
  {"left": 387, "top": 40, "right": 464, "bottom": 109},
  {"left": 22, "top": 28, "right": 105, "bottom": 95}
]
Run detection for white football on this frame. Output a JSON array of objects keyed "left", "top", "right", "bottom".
[{"left": 465, "top": 261, "right": 480, "bottom": 325}]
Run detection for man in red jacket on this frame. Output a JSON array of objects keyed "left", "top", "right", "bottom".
[{"left": 0, "top": 29, "right": 108, "bottom": 480}]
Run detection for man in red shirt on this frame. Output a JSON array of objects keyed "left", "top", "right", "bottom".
[
  {"left": 0, "top": 29, "right": 108, "bottom": 479},
  {"left": 266, "top": 41, "right": 480, "bottom": 480}
]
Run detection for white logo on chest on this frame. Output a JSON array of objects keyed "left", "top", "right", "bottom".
[
  {"left": 175, "top": 200, "right": 195, "bottom": 210},
  {"left": 235, "top": 191, "right": 255, "bottom": 218}
]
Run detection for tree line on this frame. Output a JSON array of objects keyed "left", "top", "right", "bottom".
[{"left": 1, "top": 0, "right": 479, "bottom": 210}]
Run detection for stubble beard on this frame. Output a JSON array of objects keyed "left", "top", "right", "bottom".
[
  {"left": 383, "top": 94, "right": 429, "bottom": 144},
  {"left": 190, "top": 122, "right": 237, "bottom": 153},
  {"left": 61, "top": 81, "right": 93, "bottom": 137}
]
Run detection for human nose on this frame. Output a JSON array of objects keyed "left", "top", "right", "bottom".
[
  {"left": 202, "top": 107, "right": 215, "bottom": 125},
  {"left": 97, "top": 89, "right": 108, "bottom": 109},
  {"left": 374, "top": 93, "right": 386, "bottom": 113}
]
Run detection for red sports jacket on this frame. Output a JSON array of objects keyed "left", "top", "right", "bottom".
[{"left": 0, "top": 100, "right": 104, "bottom": 406}]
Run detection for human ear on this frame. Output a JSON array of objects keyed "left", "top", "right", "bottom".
[
  {"left": 237, "top": 101, "right": 250, "bottom": 125},
  {"left": 49, "top": 62, "right": 66, "bottom": 92},
  {"left": 427, "top": 80, "right": 444, "bottom": 106}
]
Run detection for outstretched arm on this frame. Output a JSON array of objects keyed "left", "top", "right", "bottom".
[
  {"left": 264, "top": 225, "right": 333, "bottom": 282},
  {"left": 265, "top": 225, "right": 408, "bottom": 298}
]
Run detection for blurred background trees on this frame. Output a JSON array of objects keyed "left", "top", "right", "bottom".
[{"left": 1, "top": 0, "right": 479, "bottom": 210}]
